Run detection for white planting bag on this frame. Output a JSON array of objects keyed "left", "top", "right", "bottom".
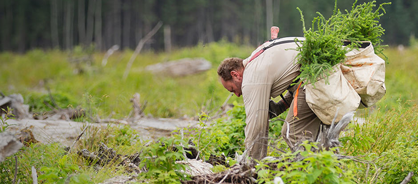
[
  {"left": 341, "top": 42, "right": 386, "bottom": 108},
  {"left": 305, "top": 64, "right": 361, "bottom": 125}
]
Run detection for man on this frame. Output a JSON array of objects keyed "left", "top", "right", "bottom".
[{"left": 217, "top": 37, "right": 322, "bottom": 161}]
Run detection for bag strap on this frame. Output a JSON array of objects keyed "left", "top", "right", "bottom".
[{"left": 247, "top": 39, "right": 297, "bottom": 63}]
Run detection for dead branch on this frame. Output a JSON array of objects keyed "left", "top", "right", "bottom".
[
  {"left": 69, "top": 122, "right": 89, "bottom": 153},
  {"left": 400, "top": 172, "right": 414, "bottom": 184},
  {"left": 101, "top": 45, "right": 120, "bottom": 67},
  {"left": 123, "top": 21, "right": 163, "bottom": 80},
  {"left": 32, "top": 166, "right": 38, "bottom": 184},
  {"left": 13, "top": 156, "right": 17, "bottom": 184},
  {"left": 130, "top": 93, "right": 142, "bottom": 119}
]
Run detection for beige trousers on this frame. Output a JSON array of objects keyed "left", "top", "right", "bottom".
[{"left": 281, "top": 86, "right": 322, "bottom": 149}]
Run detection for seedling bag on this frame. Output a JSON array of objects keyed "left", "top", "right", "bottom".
[
  {"left": 341, "top": 41, "right": 386, "bottom": 108},
  {"left": 305, "top": 64, "right": 361, "bottom": 125},
  {"left": 305, "top": 42, "right": 385, "bottom": 125}
]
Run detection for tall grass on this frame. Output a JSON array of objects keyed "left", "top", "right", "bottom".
[{"left": 0, "top": 41, "right": 253, "bottom": 119}]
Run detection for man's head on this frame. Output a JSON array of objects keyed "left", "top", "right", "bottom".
[{"left": 217, "top": 57, "right": 244, "bottom": 97}]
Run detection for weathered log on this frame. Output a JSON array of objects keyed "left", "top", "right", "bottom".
[
  {"left": 0, "top": 93, "right": 31, "bottom": 119},
  {"left": 145, "top": 58, "right": 212, "bottom": 77},
  {"left": 0, "top": 132, "right": 23, "bottom": 162}
]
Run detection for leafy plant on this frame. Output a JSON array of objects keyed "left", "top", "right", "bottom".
[
  {"left": 295, "top": 0, "right": 390, "bottom": 85},
  {"left": 340, "top": 0, "right": 391, "bottom": 57},
  {"left": 0, "top": 143, "right": 69, "bottom": 183},
  {"left": 0, "top": 107, "right": 14, "bottom": 132},
  {"left": 256, "top": 141, "right": 355, "bottom": 184},
  {"left": 38, "top": 155, "right": 91, "bottom": 184},
  {"left": 138, "top": 137, "right": 190, "bottom": 183},
  {"left": 26, "top": 92, "right": 79, "bottom": 113},
  {"left": 295, "top": 7, "right": 349, "bottom": 85},
  {"left": 78, "top": 124, "right": 140, "bottom": 152}
]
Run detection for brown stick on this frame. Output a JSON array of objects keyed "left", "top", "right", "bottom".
[
  {"left": 123, "top": 21, "right": 163, "bottom": 80},
  {"left": 69, "top": 122, "right": 89, "bottom": 153},
  {"left": 400, "top": 172, "right": 414, "bottom": 184},
  {"left": 130, "top": 93, "right": 142, "bottom": 119},
  {"left": 13, "top": 156, "right": 17, "bottom": 184}
]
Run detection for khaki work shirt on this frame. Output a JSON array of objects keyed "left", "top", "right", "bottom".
[{"left": 241, "top": 37, "right": 305, "bottom": 160}]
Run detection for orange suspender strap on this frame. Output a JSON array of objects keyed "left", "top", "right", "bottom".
[
  {"left": 248, "top": 49, "right": 264, "bottom": 63},
  {"left": 293, "top": 82, "right": 302, "bottom": 117}
]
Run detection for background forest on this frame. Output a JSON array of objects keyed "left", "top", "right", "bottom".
[{"left": 1, "top": 0, "right": 417, "bottom": 53}]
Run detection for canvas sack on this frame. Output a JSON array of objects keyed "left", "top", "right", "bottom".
[
  {"left": 305, "top": 64, "right": 361, "bottom": 125},
  {"left": 341, "top": 41, "right": 386, "bottom": 108}
]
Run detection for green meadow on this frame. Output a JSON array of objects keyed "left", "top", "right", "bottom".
[{"left": 1, "top": 42, "right": 418, "bottom": 183}]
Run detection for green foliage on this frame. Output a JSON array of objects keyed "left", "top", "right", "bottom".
[
  {"left": 79, "top": 125, "right": 140, "bottom": 152},
  {"left": 0, "top": 143, "right": 67, "bottom": 183},
  {"left": 340, "top": 0, "right": 391, "bottom": 57},
  {"left": 0, "top": 42, "right": 249, "bottom": 120},
  {"left": 340, "top": 102, "right": 418, "bottom": 183},
  {"left": 38, "top": 155, "right": 91, "bottom": 184},
  {"left": 138, "top": 137, "right": 190, "bottom": 183},
  {"left": 174, "top": 112, "right": 230, "bottom": 161},
  {"left": 257, "top": 141, "right": 355, "bottom": 184},
  {"left": 211, "top": 165, "right": 227, "bottom": 173},
  {"left": 295, "top": 7, "right": 349, "bottom": 85},
  {"left": 26, "top": 91, "right": 79, "bottom": 113},
  {"left": 0, "top": 107, "right": 14, "bottom": 132},
  {"left": 213, "top": 102, "right": 247, "bottom": 156},
  {"left": 379, "top": 140, "right": 418, "bottom": 183},
  {"left": 268, "top": 115, "right": 286, "bottom": 138},
  {"left": 296, "top": 0, "right": 390, "bottom": 85}
]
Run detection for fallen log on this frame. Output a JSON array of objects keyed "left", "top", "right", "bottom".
[{"left": 145, "top": 58, "right": 212, "bottom": 77}]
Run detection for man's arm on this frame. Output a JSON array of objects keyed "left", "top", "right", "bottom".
[
  {"left": 269, "top": 92, "right": 293, "bottom": 118},
  {"left": 242, "top": 83, "right": 271, "bottom": 161}
]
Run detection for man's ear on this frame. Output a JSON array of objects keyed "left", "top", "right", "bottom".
[{"left": 230, "top": 70, "right": 242, "bottom": 80}]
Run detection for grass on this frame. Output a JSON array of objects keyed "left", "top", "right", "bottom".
[
  {"left": 0, "top": 41, "right": 252, "bottom": 120},
  {"left": 0, "top": 42, "right": 417, "bottom": 183}
]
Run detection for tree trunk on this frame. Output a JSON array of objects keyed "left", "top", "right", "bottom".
[
  {"left": 104, "top": 0, "right": 113, "bottom": 50},
  {"left": 164, "top": 25, "right": 171, "bottom": 53},
  {"left": 78, "top": 0, "right": 86, "bottom": 46},
  {"left": 64, "top": 0, "right": 74, "bottom": 50},
  {"left": 85, "top": 0, "right": 96, "bottom": 46},
  {"left": 205, "top": 3, "right": 214, "bottom": 43},
  {"left": 266, "top": 0, "right": 273, "bottom": 40},
  {"left": 16, "top": 0, "right": 27, "bottom": 53},
  {"left": 254, "top": 0, "right": 262, "bottom": 45},
  {"left": 197, "top": 7, "right": 205, "bottom": 43},
  {"left": 122, "top": 0, "right": 131, "bottom": 50},
  {"left": 274, "top": 0, "right": 281, "bottom": 27},
  {"left": 1, "top": 1, "right": 13, "bottom": 51},
  {"left": 94, "top": 0, "right": 102, "bottom": 50},
  {"left": 113, "top": 0, "right": 121, "bottom": 47}
]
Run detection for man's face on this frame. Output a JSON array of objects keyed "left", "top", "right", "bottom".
[{"left": 220, "top": 70, "right": 243, "bottom": 97}]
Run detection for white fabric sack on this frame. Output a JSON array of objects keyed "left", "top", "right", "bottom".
[
  {"left": 305, "top": 64, "right": 361, "bottom": 125},
  {"left": 341, "top": 42, "right": 386, "bottom": 108}
]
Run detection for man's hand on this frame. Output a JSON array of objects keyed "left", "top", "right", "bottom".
[{"left": 268, "top": 99, "right": 288, "bottom": 118}]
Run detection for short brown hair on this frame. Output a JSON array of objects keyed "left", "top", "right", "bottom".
[{"left": 217, "top": 57, "right": 244, "bottom": 81}]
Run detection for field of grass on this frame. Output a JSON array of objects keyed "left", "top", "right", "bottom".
[
  {"left": 0, "top": 42, "right": 254, "bottom": 120},
  {"left": 1, "top": 43, "right": 418, "bottom": 183}
]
